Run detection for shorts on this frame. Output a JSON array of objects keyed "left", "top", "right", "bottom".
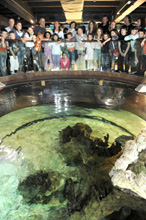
[{"left": 94, "top": 49, "right": 101, "bottom": 61}]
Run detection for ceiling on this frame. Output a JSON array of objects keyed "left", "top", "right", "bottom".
[{"left": 0, "top": 0, "right": 145, "bottom": 27}]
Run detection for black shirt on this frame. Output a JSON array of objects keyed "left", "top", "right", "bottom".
[
  {"left": 9, "top": 41, "right": 19, "bottom": 55},
  {"left": 34, "top": 26, "right": 46, "bottom": 36},
  {"left": 98, "top": 23, "right": 109, "bottom": 34},
  {"left": 102, "top": 41, "right": 110, "bottom": 53}
]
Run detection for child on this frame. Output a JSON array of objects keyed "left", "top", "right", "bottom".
[
  {"left": 134, "top": 29, "right": 145, "bottom": 75},
  {"left": 9, "top": 31, "right": 19, "bottom": 75},
  {"left": 124, "top": 26, "right": 139, "bottom": 74},
  {"left": 61, "top": 52, "right": 70, "bottom": 70},
  {"left": 43, "top": 32, "right": 53, "bottom": 71},
  {"left": 101, "top": 33, "right": 111, "bottom": 72},
  {"left": 50, "top": 33, "right": 64, "bottom": 70},
  {"left": 66, "top": 32, "right": 76, "bottom": 69},
  {"left": 109, "top": 29, "right": 119, "bottom": 72},
  {"left": 13, "top": 21, "right": 25, "bottom": 73},
  {"left": 34, "top": 30, "right": 46, "bottom": 71},
  {"left": 84, "top": 33, "right": 95, "bottom": 70},
  {"left": 118, "top": 26, "right": 130, "bottom": 73},
  {"left": 24, "top": 26, "right": 36, "bottom": 72},
  {"left": 0, "top": 29, "right": 8, "bottom": 76},
  {"left": 141, "top": 35, "right": 146, "bottom": 75},
  {"left": 94, "top": 28, "right": 103, "bottom": 71},
  {"left": 75, "top": 26, "right": 87, "bottom": 70}
]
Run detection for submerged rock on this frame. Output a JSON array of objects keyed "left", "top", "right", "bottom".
[
  {"left": 60, "top": 123, "right": 122, "bottom": 157},
  {"left": 18, "top": 170, "right": 66, "bottom": 204},
  {"left": 115, "top": 135, "right": 134, "bottom": 147}
]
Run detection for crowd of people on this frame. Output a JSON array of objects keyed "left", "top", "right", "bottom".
[{"left": 0, "top": 15, "right": 146, "bottom": 76}]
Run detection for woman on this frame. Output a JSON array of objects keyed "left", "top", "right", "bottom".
[
  {"left": 137, "top": 17, "right": 146, "bottom": 29},
  {"left": 68, "top": 21, "right": 76, "bottom": 37},
  {"left": 87, "top": 20, "right": 97, "bottom": 36},
  {"left": 108, "top": 21, "right": 117, "bottom": 33},
  {"left": 53, "top": 21, "right": 64, "bottom": 39}
]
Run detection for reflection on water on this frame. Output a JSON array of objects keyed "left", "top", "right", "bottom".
[{"left": 0, "top": 105, "right": 146, "bottom": 220}]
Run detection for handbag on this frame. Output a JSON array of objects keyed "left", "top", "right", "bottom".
[
  {"left": 113, "top": 49, "right": 119, "bottom": 57},
  {"left": 112, "top": 42, "right": 119, "bottom": 57}
]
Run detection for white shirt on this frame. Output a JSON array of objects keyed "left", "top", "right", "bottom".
[
  {"left": 25, "top": 32, "right": 35, "bottom": 48},
  {"left": 54, "top": 30, "right": 64, "bottom": 39},
  {"left": 84, "top": 42, "right": 95, "bottom": 60},
  {"left": 5, "top": 26, "right": 13, "bottom": 33}
]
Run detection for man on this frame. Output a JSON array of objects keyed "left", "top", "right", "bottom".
[
  {"left": 98, "top": 15, "right": 109, "bottom": 34},
  {"left": 5, "top": 18, "right": 15, "bottom": 33},
  {"left": 0, "top": 29, "right": 8, "bottom": 76},
  {"left": 34, "top": 18, "right": 46, "bottom": 36},
  {"left": 123, "top": 15, "right": 134, "bottom": 35}
]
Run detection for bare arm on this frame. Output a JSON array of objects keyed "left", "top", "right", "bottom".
[
  {"left": 1, "top": 37, "right": 6, "bottom": 48},
  {"left": 118, "top": 41, "right": 122, "bottom": 54},
  {"left": 141, "top": 38, "right": 146, "bottom": 47},
  {"left": 123, "top": 42, "right": 130, "bottom": 56},
  {"left": 9, "top": 47, "right": 16, "bottom": 59}
]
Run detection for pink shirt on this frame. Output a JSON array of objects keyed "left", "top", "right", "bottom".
[{"left": 61, "top": 57, "right": 70, "bottom": 69}]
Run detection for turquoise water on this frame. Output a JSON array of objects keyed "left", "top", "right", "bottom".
[{"left": 0, "top": 105, "right": 146, "bottom": 220}]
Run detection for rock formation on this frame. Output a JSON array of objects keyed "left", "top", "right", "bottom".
[{"left": 110, "top": 127, "right": 146, "bottom": 200}]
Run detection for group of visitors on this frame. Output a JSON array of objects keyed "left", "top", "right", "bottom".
[{"left": 0, "top": 15, "right": 146, "bottom": 76}]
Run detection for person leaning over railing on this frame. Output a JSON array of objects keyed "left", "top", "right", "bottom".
[
  {"left": 141, "top": 34, "right": 146, "bottom": 75},
  {"left": 13, "top": 21, "right": 25, "bottom": 73},
  {"left": 66, "top": 32, "right": 76, "bottom": 70},
  {"left": 9, "top": 31, "right": 19, "bottom": 75},
  {"left": 101, "top": 32, "right": 111, "bottom": 72},
  {"left": 134, "top": 29, "right": 145, "bottom": 76},
  {"left": 109, "top": 29, "right": 119, "bottom": 72},
  {"left": 118, "top": 26, "right": 130, "bottom": 74},
  {"left": 94, "top": 28, "right": 103, "bottom": 71},
  {"left": 84, "top": 33, "right": 95, "bottom": 70},
  {"left": 48, "top": 34, "right": 64, "bottom": 70},
  {"left": 43, "top": 32, "right": 53, "bottom": 71},
  {"left": 124, "top": 26, "right": 139, "bottom": 74},
  {"left": 34, "top": 30, "right": 46, "bottom": 72},
  {"left": 75, "top": 26, "right": 87, "bottom": 70},
  {"left": 23, "top": 26, "right": 37, "bottom": 72},
  {"left": 0, "top": 29, "right": 8, "bottom": 76}
]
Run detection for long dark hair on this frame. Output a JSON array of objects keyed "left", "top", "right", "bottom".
[
  {"left": 53, "top": 21, "right": 61, "bottom": 33},
  {"left": 137, "top": 17, "right": 146, "bottom": 29},
  {"left": 88, "top": 20, "right": 97, "bottom": 35}
]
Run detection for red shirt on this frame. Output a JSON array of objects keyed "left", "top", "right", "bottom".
[{"left": 61, "top": 57, "right": 70, "bottom": 69}]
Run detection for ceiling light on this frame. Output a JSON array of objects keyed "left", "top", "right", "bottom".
[
  {"left": 30, "top": 19, "right": 34, "bottom": 24},
  {"left": 127, "top": 1, "right": 132, "bottom": 4}
]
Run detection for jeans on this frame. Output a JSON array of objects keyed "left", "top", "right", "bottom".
[
  {"left": 52, "top": 54, "right": 61, "bottom": 68},
  {"left": 17, "top": 46, "right": 25, "bottom": 68},
  {"left": 68, "top": 50, "right": 76, "bottom": 67},
  {"left": 0, "top": 54, "right": 7, "bottom": 76},
  {"left": 118, "top": 53, "right": 129, "bottom": 73},
  {"left": 130, "top": 51, "right": 136, "bottom": 72},
  {"left": 25, "top": 47, "right": 39, "bottom": 71},
  {"left": 102, "top": 53, "right": 110, "bottom": 71}
]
